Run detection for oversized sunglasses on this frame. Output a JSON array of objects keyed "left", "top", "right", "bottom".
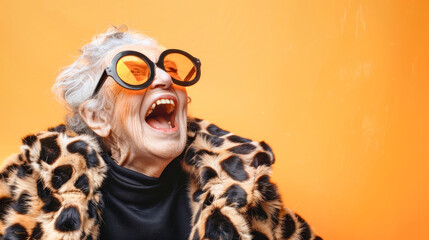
[{"left": 92, "top": 49, "right": 201, "bottom": 96}]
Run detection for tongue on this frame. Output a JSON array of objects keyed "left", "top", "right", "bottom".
[{"left": 147, "top": 116, "right": 170, "bottom": 129}]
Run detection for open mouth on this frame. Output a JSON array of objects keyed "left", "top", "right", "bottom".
[{"left": 145, "top": 98, "right": 177, "bottom": 130}]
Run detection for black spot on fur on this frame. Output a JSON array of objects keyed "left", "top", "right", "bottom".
[
  {"left": 207, "top": 124, "right": 229, "bottom": 137},
  {"left": 271, "top": 207, "right": 280, "bottom": 228},
  {"left": 17, "top": 164, "right": 33, "bottom": 178},
  {"left": 204, "top": 209, "right": 240, "bottom": 240},
  {"left": 38, "top": 180, "right": 61, "bottom": 213},
  {"left": 4, "top": 223, "right": 28, "bottom": 240},
  {"left": 188, "top": 121, "right": 201, "bottom": 132},
  {"left": 228, "top": 143, "right": 256, "bottom": 154},
  {"left": 251, "top": 230, "right": 269, "bottom": 240},
  {"left": 39, "top": 135, "right": 61, "bottom": 164},
  {"left": 227, "top": 135, "right": 252, "bottom": 143},
  {"left": 85, "top": 150, "right": 99, "bottom": 168},
  {"left": 259, "top": 141, "right": 273, "bottom": 154},
  {"left": 67, "top": 141, "right": 99, "bottom": 168},
  {"left": 223, "top": 184, "right": 247, "bottom": 208},
  {"left": 37, "top": 179, "right": 51, "bottom": 202},
  {"left": 259, "top": 141, "right": 274, "bottom": 163},
  {"left": 192, "top": 229, "right": 200, "bottom": 240},
  {"left": 249, "top": 204, "right": 268, "bottom": 221},
  {"left": 6, "top": 164, "right": 18, "bottom": 172},
  {"left": 1, "top": 164, "right": 18, "bottom": 181},
  {"left": 201, "top": 167, "right": 218, "bottom": 187},
  {"left": 314, "top": 236, "right": 323, "bottom": 240},
  {"left": 9, "top": 184, "right": 17, "bottom": 198},
  {"left": 193, "top": 189, "right": 204, "bottom": 202},
  {"left": 196, "top": 149, "right": 217, "bottom": 157},
  {"left": 12, "top": 192, "right": 31, "bottom": 214},
  {"left": 22, "top": 134, "right": 37, "bottom": 147},
  {"left": 185, "top": 147, "right": 197, "bottom": 165},
  {"left": 42, "top": 196, "right": 61, "bottom": 213},
  {"left": 186, "top": 134, "right": 196, "bottom": 147},
  {"left": 74, "top": 174, "right": 90, "bottom": 196},
  {"left": 256, "top": 175, "right": 279, "bottom": 201},
  {"left": 48, "top": 124, "right": 66, "bottom": 133},
  {"left": 200, "top": 133, "right": 224, "bottom": 147},
  {"left": 220, "top": 155, "right": 249, "bottom": 181},
  {"left": 30, "top": 222, "right": 43, "bottom": 239},
  {"left": 87, "top": 200, "right": 97, "bottom": 219},
  {"left": 281, "top": 214, "right": 296, "bottom": 239},
  {"left": 0, "top": 164, "right": 18, "bottom": 181},
  {"left": 251, "top": 152, "right": 272, "bottom": 168},
  {"left": 94, "top": 192, "right": 104, "bottom": 223},
  {"left": 296, "top": 214, "right": 311, "bottom": 240},
  {"left": 86, "top": 235, "right": 94, "bottom": 240},
  {"left": 25, "top": 149, "right": 31, "bottom": 162},
  {"left": 52, "top": 165, "right": 73, "bottom": 189},
  {"left": 55, "top": 206, "right": 81, "bottom": 232},
  {"left": 67, "top": 140, "right": 88, "bottom": 155},
  {"left": 0, "top": 197, "right": 13, "bottom": 222},
  {"left": 194, "top": 208, "right": 201, "bottom": 224},
  {"left": 203, "top": 193, "right": 214, "bottom": 209}
]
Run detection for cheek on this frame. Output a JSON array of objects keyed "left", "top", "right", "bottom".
[
  {"left": 175, "top": 86, "right": 188, "bottom": 109},
  {"left": 112, "top": 92, "right": 145, "bottom": 135}
]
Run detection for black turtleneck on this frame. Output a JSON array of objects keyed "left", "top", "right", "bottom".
[{"left": 98, "top": 154, "right": 192, "bottom": 240}]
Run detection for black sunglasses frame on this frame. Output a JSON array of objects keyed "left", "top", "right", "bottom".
[{"left": 92, "top": 49, "right": 201, "bottom": 96}]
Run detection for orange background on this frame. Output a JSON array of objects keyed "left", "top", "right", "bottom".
[{"left": 1, "top": 1, "right": 428, "bottom": 239}]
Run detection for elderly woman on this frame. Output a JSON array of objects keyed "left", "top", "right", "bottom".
[{"left": 0, "top": 27, "right": 322, "bottom": 240}]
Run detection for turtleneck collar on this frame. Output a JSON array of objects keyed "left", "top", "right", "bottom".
[{"left": 99, "top": 153, "right": 192, "bottom": 240}]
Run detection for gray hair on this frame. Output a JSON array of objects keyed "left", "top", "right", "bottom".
[{"left": 52, "top": 26, "right": 159, "bottom": 135}]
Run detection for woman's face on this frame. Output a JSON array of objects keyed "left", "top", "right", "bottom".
[{"left": 105, "top": 43, "right": 188, "bottom": 162}]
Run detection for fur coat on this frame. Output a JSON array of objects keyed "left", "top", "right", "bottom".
[{"left": 0, "top": 118, "right": 322, "bottom": 240}]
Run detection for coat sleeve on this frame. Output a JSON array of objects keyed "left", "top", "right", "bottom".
[
  {"left": 184, "top": 118, "right": 323, "bottom": 240},
  {"left": 0, "top": 128, "right": 106, "bottom": 240}
]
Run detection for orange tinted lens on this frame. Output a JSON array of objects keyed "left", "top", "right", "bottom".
[
  {"left": 163, "top": 53, "right": 196, "bottom": 82},
  {"left": 116, "top": 55, "right": 150, "bottom": 85}
]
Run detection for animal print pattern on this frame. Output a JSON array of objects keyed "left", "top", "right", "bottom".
[
  {"left": 0, "top": 118, "right": 322, "bottom": 240},
  {"left": 183, "top": 118, "right": 322, "bottom": 240},
  {"left": 0, "top": 125, "right": 106, "bottom": 240}
]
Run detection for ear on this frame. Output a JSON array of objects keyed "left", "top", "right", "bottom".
[{"left": 79, "top": 100, "right": 111, "bottom": 137}]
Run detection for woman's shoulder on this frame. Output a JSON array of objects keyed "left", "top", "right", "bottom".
[
  {"left": 0, "top": 125, "right": 107, "bottom": 239},
  {"left": 183, "top": 117, "right": 279, "bottom": 238},
  {"left": 183, "top": 117, "right": 322, "bottom": 240}
]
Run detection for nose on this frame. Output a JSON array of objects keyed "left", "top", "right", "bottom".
[{"left": 150, "top": 67, "right": 173, "bottom": 89}]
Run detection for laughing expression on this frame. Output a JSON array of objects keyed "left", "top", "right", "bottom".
[{"left": 105, "top": 43, "right": 188, "bottom": 164}]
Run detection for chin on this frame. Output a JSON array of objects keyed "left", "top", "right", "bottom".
[{"left": 146, "top": 134, "right": 187, "bottom": 160}]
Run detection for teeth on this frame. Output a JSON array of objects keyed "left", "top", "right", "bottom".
[
  {"left": 151, "top": 99, "right": 175, "bottom": 109},
  {"left": 168, "top": 121, "right": 172, "bottom": 128},
  {"left": 146, "top": 98, "right": 176, "bottom": 117}
]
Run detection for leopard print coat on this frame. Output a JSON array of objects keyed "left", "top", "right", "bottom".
[{"left": 0, "top": 118, "right": 322, "bottom": 240}]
